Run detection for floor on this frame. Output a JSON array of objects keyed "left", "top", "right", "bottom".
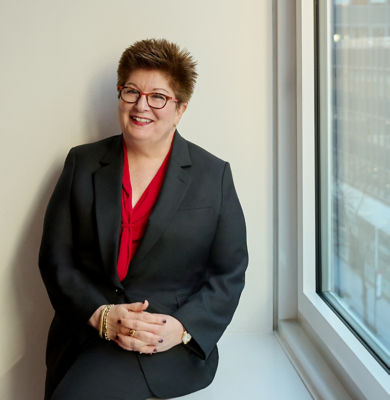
[{"left": 156, "top": 332, "right": 312, "bottom": 400}]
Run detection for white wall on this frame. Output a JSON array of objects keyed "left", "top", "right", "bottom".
[{"left": 0, "top": 1, "right": 273, "bottom": 398}]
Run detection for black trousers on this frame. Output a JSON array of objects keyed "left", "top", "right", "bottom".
[{"left": 50, "top": 340, "right": 155, "bottom": 400}]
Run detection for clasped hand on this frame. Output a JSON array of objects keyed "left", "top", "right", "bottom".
[{"left": 90, "top": 301, "right": 184, "bottom": 354}]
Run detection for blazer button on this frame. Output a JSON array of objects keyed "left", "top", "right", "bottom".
[{"left": 114, "top": 288, "right": 122, "bottom": 294}]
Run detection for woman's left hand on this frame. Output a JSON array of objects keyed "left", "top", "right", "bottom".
[{"left": 151, "top": 314, "right": 184, "bottom": 353}]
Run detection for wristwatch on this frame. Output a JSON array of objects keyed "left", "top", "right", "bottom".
[{"left": 181, "top": 330, "right": 192, "bottom": 345}]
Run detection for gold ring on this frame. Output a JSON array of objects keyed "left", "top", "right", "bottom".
[{"left": 129, "top": 329, "right": 136, "bottom": 337}]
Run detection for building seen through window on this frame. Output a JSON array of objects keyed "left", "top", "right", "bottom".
[{"left": 318, "top": 0, "right": 390, "bottom": 369}]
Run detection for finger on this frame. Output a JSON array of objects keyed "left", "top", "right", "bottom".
[
  {"left": 142, "top": 311, "right": 168, "bottom": 324},
  {"left": 115, "top": 334, "right": 156, "bottom": 354},
  {"left": 120, "top": 319, "right": 163, "bottom": 335},
  {"left": 114, "top": 335, "right": 136, "bottom": 352},
  {"left": 125, "top": 300, "right": 149, "bottom": 313},
  {"left": 114, "top": 333, "right": 138, "bottom": 351},
  {"left": 114, "top": 333, "right": 157, "bottom": 355},
  {"left": 138, "top": 344, "right": 157, "bottom": 354},
  {"left": 122, "top": 328, "right": 162, "bottom": 346},
  {"left": 144, "top": 312, "right": 169, "bottom": 325},
  {"left": 107, "top": 304, "right": 129, "bottom": 324},
  {"left": 127, "top": 311, "right": 166, "bottom": 325}
]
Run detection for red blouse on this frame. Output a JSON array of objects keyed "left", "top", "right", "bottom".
[{"left": 117, "top": 138, "right": 173, "bottom": 281}]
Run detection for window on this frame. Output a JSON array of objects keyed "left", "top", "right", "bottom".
[{"left": 317, "top": 0, "right": 390, "bottom": 371}]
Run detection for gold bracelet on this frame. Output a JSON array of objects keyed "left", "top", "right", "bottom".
[
  {"left": 98, "top": 305, "right": 107, "bottom": 339},
  {"left": 103, "top": 304, "right": 113, "bottom": 341}
]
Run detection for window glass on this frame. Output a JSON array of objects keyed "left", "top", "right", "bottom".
[{"left": 317, "top": 0, "right": 390, "bottom": 370}]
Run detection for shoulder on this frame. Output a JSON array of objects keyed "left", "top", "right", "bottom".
[
  {"left": 176, "top": 134, "right": 232, "bottom": 191},
  {"left": 186, "top": 139, "right": 225, "bottom": 166},
  {"left": 69, "top": 134, "right": 121, "bottom": 159},
  {"left": 177, "top": 134, "right": 227, "bottom": 175},
  {"left": 65, "top": 134, "right": 122, "bottom": 170}
]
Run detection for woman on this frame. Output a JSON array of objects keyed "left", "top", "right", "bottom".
[{"left": 39, "top": 38, "right": 248, "bottom": 400}]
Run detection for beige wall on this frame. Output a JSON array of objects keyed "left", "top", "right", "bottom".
[{"left": 0, "top": 0, "right": 273, "bottom": 398}]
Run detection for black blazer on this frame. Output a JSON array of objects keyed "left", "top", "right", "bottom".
[{"left": 39, "top": 131, "right": 248, "bottom": 399}]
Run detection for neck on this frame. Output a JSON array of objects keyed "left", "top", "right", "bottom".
[{"left": 123, "top": 130, "right": 175, "bottom": 161}]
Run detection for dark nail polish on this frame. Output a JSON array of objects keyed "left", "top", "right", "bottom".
[
  {"left": 153, "top": 348, "right": 157, "bottom": 353},
  {"left": 162, "top": 319, "right": 167, "bottom": 324},
  {"left": 158, "top": 339, "right": 163, "bottom": 343},
  {"left": 117, "top": 319, "right": 121, "bottom": 324}
]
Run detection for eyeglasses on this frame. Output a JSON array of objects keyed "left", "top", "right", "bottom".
[{"left": 117, "top": 86, "right": 179, "bottom": 109}]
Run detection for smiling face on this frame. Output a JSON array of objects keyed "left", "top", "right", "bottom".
[{"left": 118, "top": 69, "right": 187, "bottom": 147}]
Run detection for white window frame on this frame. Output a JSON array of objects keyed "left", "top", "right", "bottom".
[{"left": 294, "top": 0, "right": 390, "bottom": 398}]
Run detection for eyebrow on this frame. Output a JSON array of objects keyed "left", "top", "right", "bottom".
[{"left": 125, "top": 82, "right": 169, "bottom": 94}]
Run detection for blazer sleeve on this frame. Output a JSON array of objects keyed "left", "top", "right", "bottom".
[
  {"left": 173, "top": 162, "right": 248, "bottom": 359},
  {"left": 39, "top": 149, "right": 108, "bottom": 322}
]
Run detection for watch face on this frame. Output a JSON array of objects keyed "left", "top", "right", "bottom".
[{"left": 182, "top": 331, "right": 192, "bottom": 344}]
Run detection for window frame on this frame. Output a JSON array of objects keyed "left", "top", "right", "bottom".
[
  {"left": 314, "top": 0, "right": 390, "bottom": 372},
  {"left": 296, "top": 0, "right": 390, "bottom": 398}
]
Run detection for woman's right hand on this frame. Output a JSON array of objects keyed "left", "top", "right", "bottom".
[{"left": 89, "top": 301, "right": 166, "bottom": 354}]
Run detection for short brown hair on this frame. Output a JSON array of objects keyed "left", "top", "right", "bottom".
[{"left": 117, "top": 38, "right": 198, "bottom": 103}]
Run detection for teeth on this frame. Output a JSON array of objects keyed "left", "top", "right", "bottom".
[{"left": 132, "top": 116, "right": 152, "bottom": 123}]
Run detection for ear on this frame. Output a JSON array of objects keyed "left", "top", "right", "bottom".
[
  {"left": 174, "top": 102, "right": 188, "bottom": 125},
  {"left": 177, "top": 102, "right": 187, "bottom": 115}
]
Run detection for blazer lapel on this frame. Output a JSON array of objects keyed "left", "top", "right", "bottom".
[
  {"left": 94, "top": 135, "right": 123, "bottom": 286},
  {"left": 123, "top": 131, "right": 192, "bottom": 281}
]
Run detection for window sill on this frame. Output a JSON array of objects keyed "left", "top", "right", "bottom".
[
  {"left": 277, "top": 319, "right": 353, "bottom": 400},
  {"left": 150, "top": 331, "right": 311, "bottom": 399},
  {"left": 289, "top": 291, "right": 390, "bottom": 400}
]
